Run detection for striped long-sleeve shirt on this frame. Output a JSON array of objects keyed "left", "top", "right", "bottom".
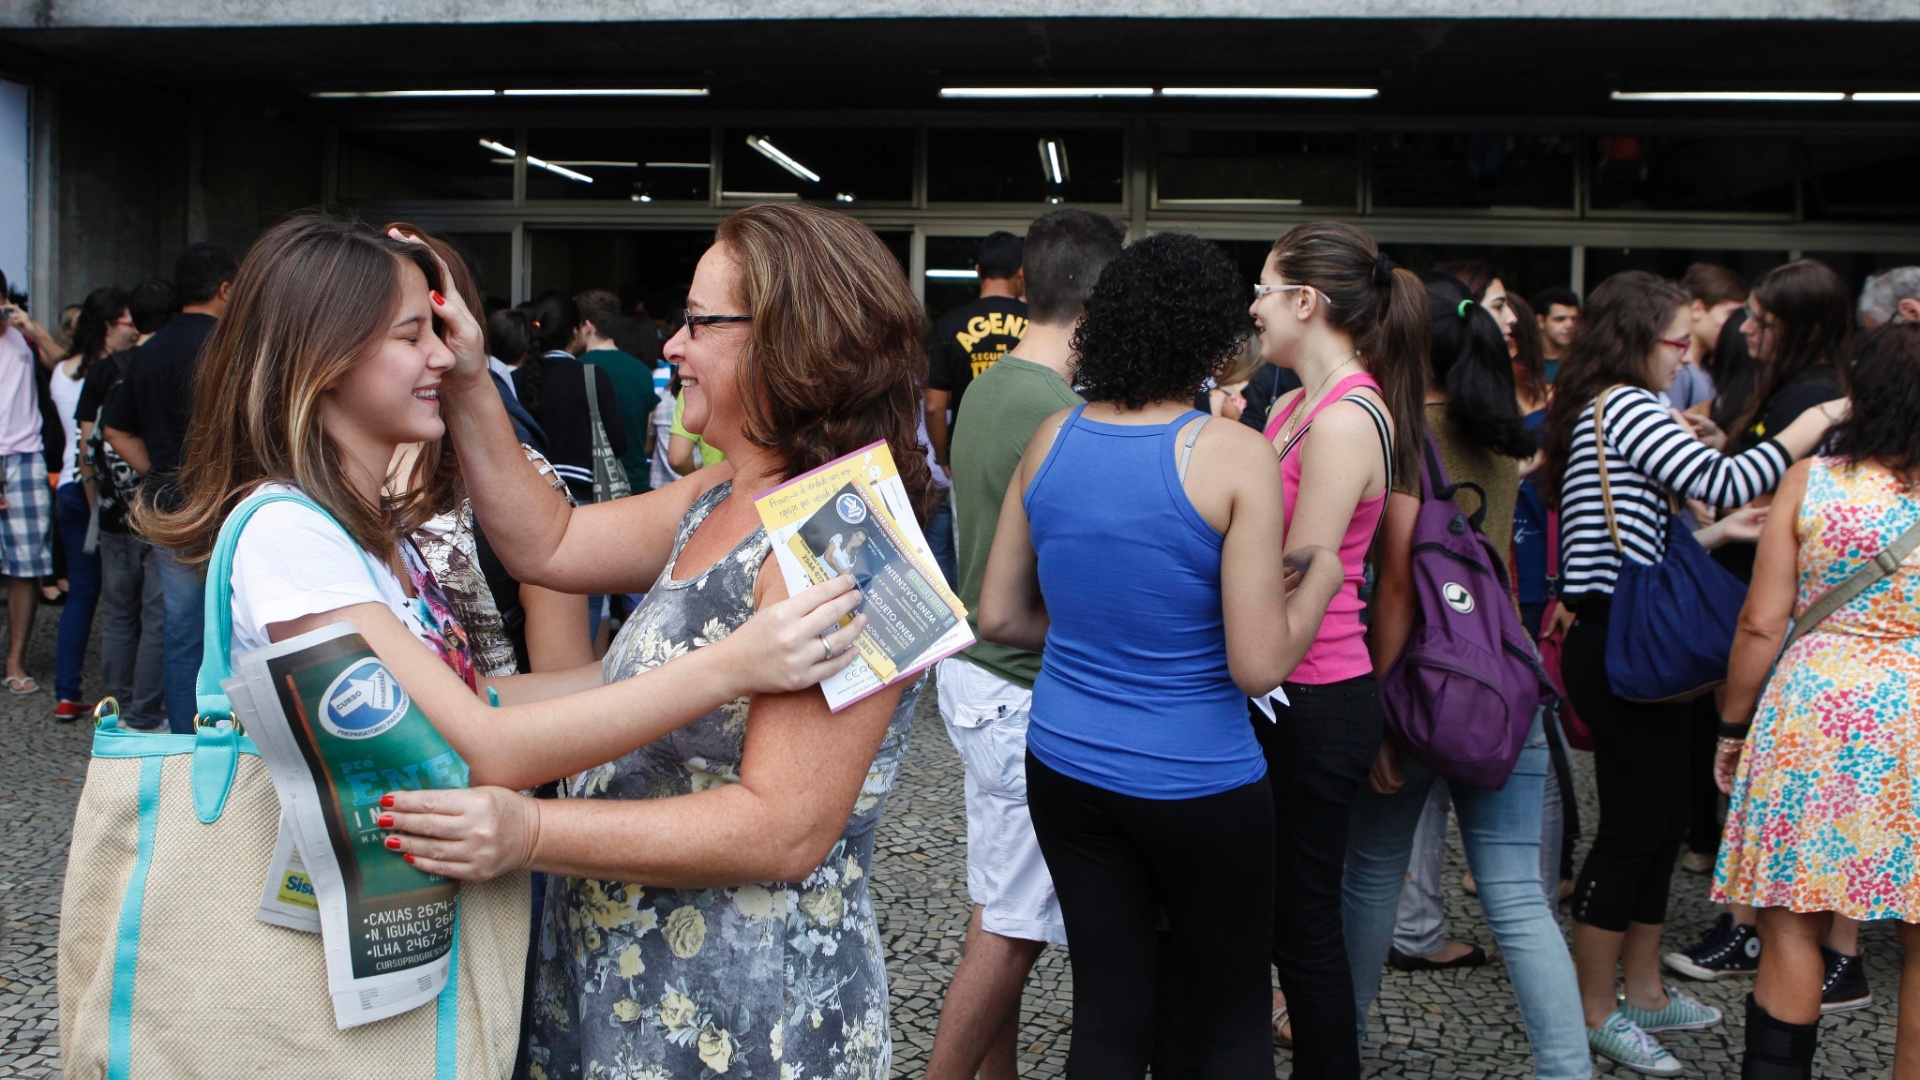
[{"left": 1559, "top": 386, "right": 1789, "bottom": 597}]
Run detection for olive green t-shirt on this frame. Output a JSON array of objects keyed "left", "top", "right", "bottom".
[
  {"left": 1424, "top": 403, "right": 1518, "bottom": 554},
  {"left": 949, "top": 354, "right": 1083, "bottom": 688}
]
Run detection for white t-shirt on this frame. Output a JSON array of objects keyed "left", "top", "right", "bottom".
[
  {"left": 50, "top": 361, "right": 84, "bottom": 484},
  {"left": 227, "top": 484, "right": 436, "bottom": 669},
  {"left": 0, "top": 327, "right": 41, "bottom": 456}
]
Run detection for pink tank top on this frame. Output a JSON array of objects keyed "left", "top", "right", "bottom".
[{"left": 1264, "top": 372, "right": 1389, "bottom": 685}]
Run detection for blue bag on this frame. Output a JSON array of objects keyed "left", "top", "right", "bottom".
[{"left": 1590, "top": 388, "right": 1749, "bottom": 703}]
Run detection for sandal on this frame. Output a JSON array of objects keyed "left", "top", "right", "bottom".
[
  {"left": 1271, "top": 993, "right": 1293, "bottom": 1049},
  {"left": 6, "top": 674, "right": 39, "bottom": 695}
]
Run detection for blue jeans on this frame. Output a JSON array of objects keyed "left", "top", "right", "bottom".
[
  {"left": 53, "top": 483, "right": 102, "bottom": 702},
  {"left": 1343, "top": 712, "right": 1592, "bottom": 1079},
  {"left": 926, "top": 489, "right": 957, "bottom": 589},
  {"left": 159, "top": 547, "right": 205, "bottom": 734}
]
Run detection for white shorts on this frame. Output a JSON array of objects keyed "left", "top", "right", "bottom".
[{"left": 937, "top": 657, "right": 1066, "bottom": 946}]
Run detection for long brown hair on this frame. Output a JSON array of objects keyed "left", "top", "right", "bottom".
[
  {"left": 713, "top": 203, "right": 935, "bottom": 522},
  {"left": 1731, "top": 258, "right": 1852, "bottom": 439},
  {"left": 1539, "top": 271, "right": 1690, "bottom": 507},
  {"left": 138, "top": 212, "right": 454, "bottom": 565},
  {"left": 1506, "top": 290, "right": 1549, "bottom": 407},
  {"left": 1269, "top": 222, "right": 1428, "bottom": 485}
]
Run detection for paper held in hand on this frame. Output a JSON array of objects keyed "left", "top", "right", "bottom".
[
  {"left": 754, "top": 441, "right": 974, "bottom": 711},
  {"left": 227, "top": 622, "right": 471, "bottom": 1029}
]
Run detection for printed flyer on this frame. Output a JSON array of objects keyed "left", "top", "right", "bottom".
[
  {"left": 755, "top": 441, "right": 973, "bottom": 711},
  {"left": 229, "top": 622, "right": 468, "bottom": 1028}
]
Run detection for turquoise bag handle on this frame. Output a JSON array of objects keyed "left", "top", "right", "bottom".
[{"left": 196, "top": 490, "right": 377, "bottom": 723}]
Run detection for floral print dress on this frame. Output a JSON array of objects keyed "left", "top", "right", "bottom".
[
  {"left": 1714, "top": 458, "right": 1920, "bottom": 920},
  {"left": 528, "top": 481, "right": 918, "bottom": 1080}
]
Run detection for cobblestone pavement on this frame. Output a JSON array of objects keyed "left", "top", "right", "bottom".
[{"left": 0, "top": 625, "right": 1904, "bottom": 1078}]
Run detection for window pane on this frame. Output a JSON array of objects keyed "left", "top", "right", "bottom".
[
  {"left": 439, "top": 232, "right": 513, "bottom": 307},
  {"left": 1157, "top": 130, "right": 1356, "bottom": 209},
  {"left": 1370, "top": 134, "right": 1574, "bottom": 211},
  {"left": 524, "top": 129, "right": 710, "bottom": 202},
  {"left": 928, "top": 128, "right": 1124, "bottom": 204},
  {"left": 1590, "top": 136, "right": 1794, "bottom": 215},
  {"left": 338, "top": 128, "right": 516, "bottom": 201},
  {"left": 1583, "top": 247, "right": 1788, "bottom": 291},
  {"left": 720, "top": 128, "right": 913, "bottom": 203},
  {"left": 1803, "top": 138, "right": 1920, "bottom": 221}
]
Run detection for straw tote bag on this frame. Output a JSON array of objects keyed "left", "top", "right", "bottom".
[{"left": 60, "top": 491, "right": 528, "bottom": 1079}]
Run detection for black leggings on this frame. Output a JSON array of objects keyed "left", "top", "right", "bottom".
[
  {"left": 1562, "top": 610, "right": 1693, "bottom": 932},
  {"left": 1026, "top": 752, "right": 1275, "bottom": 1079},
  {"left": 1254, "top": 676, "right": 1381, "bottom": 1080}
]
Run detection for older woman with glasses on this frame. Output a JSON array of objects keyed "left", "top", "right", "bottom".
[{"left": 384, "top": 203, "right": 936, "bottom": 1080}]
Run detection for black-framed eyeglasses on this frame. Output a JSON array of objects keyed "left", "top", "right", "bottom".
[{"left": 679, "top": 310, "right": 753, "bottom": 337}]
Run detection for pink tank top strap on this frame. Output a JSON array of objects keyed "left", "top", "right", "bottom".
[{"left": 1265, "top": 371, "right": 1384, "bottom": 455}]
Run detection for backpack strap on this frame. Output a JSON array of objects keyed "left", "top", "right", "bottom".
[{"left": 1781, "top": 511, "right": 1920, "bottom": 654}]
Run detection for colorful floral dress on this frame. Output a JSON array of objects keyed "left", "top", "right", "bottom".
[
  {"left": 1714, "top": 458, "right": 1920, "bottom": 920},
  {"left": 528, "top": 481, "right": 919, "bottom": 1080}
]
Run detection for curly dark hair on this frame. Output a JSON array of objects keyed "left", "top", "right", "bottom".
[
  {"left": 1071, "top": 233, "right": 1249, "bottom": 410},
  {"left": 1828, "top": 321, "right": 1920, "bottom": 476}
]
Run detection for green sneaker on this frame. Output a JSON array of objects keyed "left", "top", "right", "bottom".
[
  {"left": 1619, "top": 985, "right": 1725, "bottom": 1033},
  {"left": 1588, "top": 1010, "right": 1683, "bottom": 1077}
]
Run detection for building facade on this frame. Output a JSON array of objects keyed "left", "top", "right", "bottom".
[{"left": 3, "top": 4, "right": 1919, "bottom": 319}]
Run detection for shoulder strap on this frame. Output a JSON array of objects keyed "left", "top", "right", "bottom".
[
  {"left": 1591, "top": 385, "right": 1627, "bottom": 553},
  {"left": 1177, "top": 413, "right": 1211, "bottom": 484},
  {"left": 583, "top": 362, "right": 606, "bottom": 431},
  {"left": 196, "top": 491, "right": 378, "bottom": 724},
  {"left": 1342, "top": 393, "right": 1395, "bottom": 554},
  {"left": 1782, "top": 511, "right": 1920, "bottom": 653}
]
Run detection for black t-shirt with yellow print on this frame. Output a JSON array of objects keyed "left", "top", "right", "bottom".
[{"left": 927, "top": 294, "right": 1029, "bottom": 439}]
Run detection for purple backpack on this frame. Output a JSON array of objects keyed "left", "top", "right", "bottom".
[{"left": 1379, "top": 437, "right": 1549, "bottom": 789}]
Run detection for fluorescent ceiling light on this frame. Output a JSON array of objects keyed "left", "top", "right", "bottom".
[
  {"left": 1160, "top": 87, "right": 1378, "bottom": 99},
  {"left": 941, "top": 87, "right": 1154, "bottom": 99},
  {"left": 1853, "top": 92, "right": 1920, "bottom": 102},
  {"left": 312, "top": 89, "right": 495, "bottom": 99},
  {"left": 745, "top": 135, "right": 821, "bottom": 183},
  {"left": 1158, "top": 197, "right": 1305, "bottom": 206},
  {"left": 501, "top": 88, "right": 707, "bottom": 97},
  {"left": 1037, "top": 138, "right": 1068, "bottom": 186},
  {"left": 646, "top": 161, "right": 712, "bottom": 169},
  {"left": 478, "top": 138, "right": 592, "bottom": 184},
  {"left": 926, "top": 269, "right": 978, "bottom": 279},
  {"left": 1611, "top": 90, "right": 1846, "bottom": 102},
  {"left": 546, "top": 160, "right": 638, "bottom": 168}
]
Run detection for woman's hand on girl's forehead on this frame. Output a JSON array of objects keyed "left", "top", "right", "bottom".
[{"left": 389, "top": 228, "right": 489, "bottom": 386}]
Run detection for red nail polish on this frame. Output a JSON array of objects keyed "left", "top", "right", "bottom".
[
  {"left": 380, "top": 794, "right": 395, "bottom": 808},
  {"left": 385, "top": 836, "right": 402, "bottom": 850},
  {"left": 377, "top": 814, "right": 394, "bottom": 828},
  {"left": 403, "top": 853, "right": 416, "bottom": 864},
  {"left": 431, "top": 290, "right": 445, "bottom": 306}
]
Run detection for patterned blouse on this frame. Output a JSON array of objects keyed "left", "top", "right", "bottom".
[{"left": 528, "top": 481, "right": 920, "bottom": 1080}]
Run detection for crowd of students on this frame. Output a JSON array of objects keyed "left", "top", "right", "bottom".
[{"left": 21, "top": 202, "right": 1920, "bottom": 1080}]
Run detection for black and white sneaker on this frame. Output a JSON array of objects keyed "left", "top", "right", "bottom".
[
  {"left": 1821, "top": 945, "right": 1873, "bottom": 1014},
  {"left": 1662, "top": 913, "right": 1761, "bottom": 980}
]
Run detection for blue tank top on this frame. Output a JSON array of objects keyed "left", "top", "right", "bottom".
[{"left": 1024, "top": 405, "right": 1265, "bottom": 800}]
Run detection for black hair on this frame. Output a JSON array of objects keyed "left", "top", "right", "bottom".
[
  {"left": 1828, "top": 322, "right": 1920, "bottom": 475},
  {"left": 518, "top": 292, "right": 581, "bottom": 414},
  {"left": 975, "top": 231, "right": 1025, "bottom": 280},
  {"left": 1427, "top": 276, "right": 1535, "bottom": 459},
  {"left": 1507, "top": 290, "right": 1548, "bottom": 405},
  {"left": 1271, "top": 222, "right": 1429, "bottom": 486},
  {"left": 1535, "top": 286, "right": 1582, "bottom": 312},
  {"left": 574, "top": 288, "right": 623, "bottom": 334},
  {"left": 1072, "top": 233, "right": 1247, "bottom": 410},
  {"left": 68, "top": 286, "right": 131, "bottom": 373},
  {"left": 486, "top": 308, "right": 532, "bottom": 369},
  {"left": 128, "top": 280, "right": 178, "bottom": 335},
  {"left": 173, "top": 241, "right": 238, "bottom": 306},
  {"left": 608, "top": 314, "right": 663, "bottom": 366},
  {"left": 1023, "top": 210, "right": 1127, "bottom": 325},
  {"left": 1540, "top": 271, "right": 1690, "bottom": 507},
  {"left": 1735, "top": 258, "right": 1853, "bottom": 438},
  {"left": 1708, "top": 308, "right": 1764, "bottom": 434},
  {"left": 1437, "top": 260, "right": 1500, "bottom": 303}
]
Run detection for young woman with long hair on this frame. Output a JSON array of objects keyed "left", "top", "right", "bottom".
[
  {"left": 133, "top": 210, "right": 866, "bottom": 1063},
  {"left": 49, "top": 286, "right": 136, "bottom": 718},
  {"left": 1248, "top": 221, "right": 1425, "bottom": 1078},
  {"left": 1343, "top": 275, "right": 1589, "bottom": 1078},
  {"left": 1713, "top": 322, "right": 1920, "bottom": 1080},
  {"left": 1539, "top": 270, "right": 1844, "bottom": 1077},
  {"left": 977, "top": 232, "right": 1343, "bottom": 1077},
  {"left": 379, "top": 203, "right": 938, "bottom": 1079}
]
